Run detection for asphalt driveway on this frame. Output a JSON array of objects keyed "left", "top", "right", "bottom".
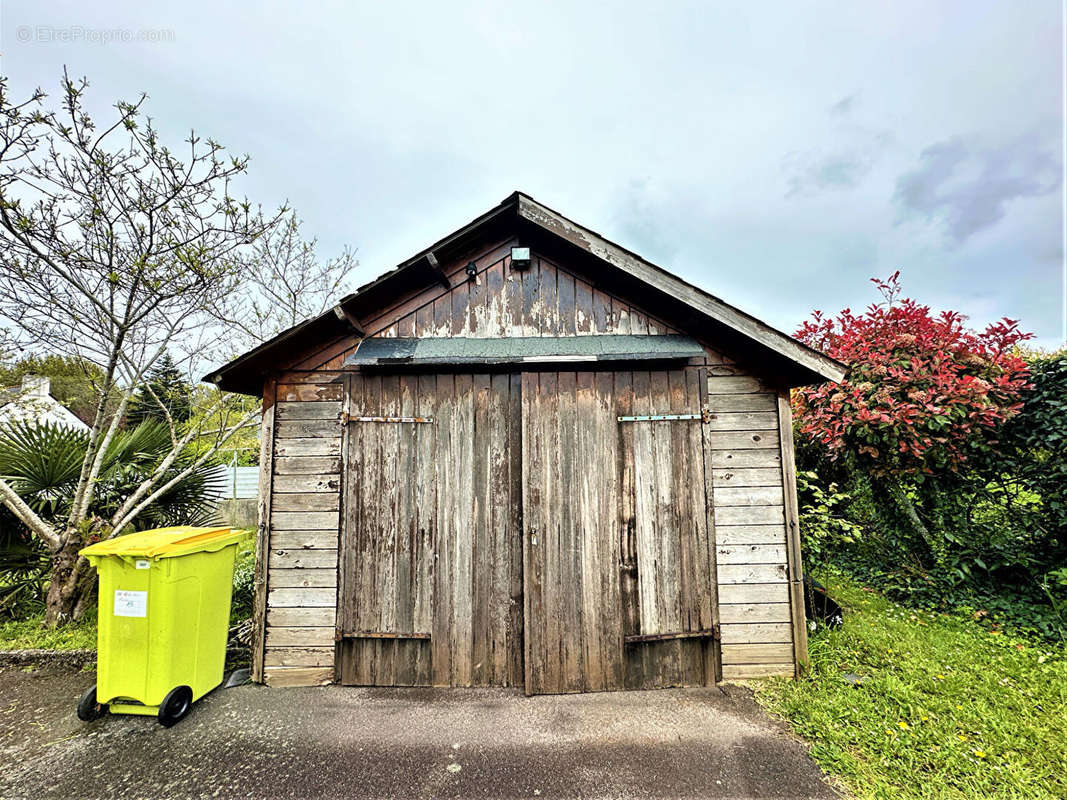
[{"left": 0, "top": 665, "right": 836, "bottom": 799}]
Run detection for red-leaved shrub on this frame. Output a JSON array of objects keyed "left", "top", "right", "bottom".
[{"left": 793, "top": 272, "right": 1031, "bottom": 475}]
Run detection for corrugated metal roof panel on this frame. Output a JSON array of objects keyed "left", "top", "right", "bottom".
[{"left": 344, "top": 335, "right": 706, "bottom": 367}]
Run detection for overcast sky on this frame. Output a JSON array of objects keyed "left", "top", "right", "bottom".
[{"left": 2, "top": 1, "right": 1063, "bottom": 348}]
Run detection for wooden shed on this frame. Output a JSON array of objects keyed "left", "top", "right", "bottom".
[{"left": 207, "top": 192, "right": 845, "bottom": 692}]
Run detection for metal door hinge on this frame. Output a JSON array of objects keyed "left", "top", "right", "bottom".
[
  {"left": 341, "top": 413, "right": 435, "bottom": 424},
  {"left": 617, "top": 413, "right": 702, "bottom": 423}
]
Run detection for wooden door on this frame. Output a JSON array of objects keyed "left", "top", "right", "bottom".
[
  {"left": 338, "top": 373, "right": 523, "bottom": 687},
  {"left": 521, "top": 371, "right": 623, "bottom": 694},
  {"left": 616, "top": 368, "right": 719, "bottom": 688},
  {"left": 522, "top": 368, "right": 717, "bottom": 695}
]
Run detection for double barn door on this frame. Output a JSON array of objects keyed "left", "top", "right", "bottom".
[{"left": 338, "top": 369, "right": 718, "bottom": 693}]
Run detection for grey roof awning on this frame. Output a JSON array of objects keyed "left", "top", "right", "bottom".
[{"left": 344, "top": 335, "right": 706, "bottom": 367}]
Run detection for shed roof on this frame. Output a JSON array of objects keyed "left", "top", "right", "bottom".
[
  {"left": 206, "top": 192, "right": 845, "bottom": 395},
  {"left": 346, "top": 335, "right": 707, "bottom": 367}
]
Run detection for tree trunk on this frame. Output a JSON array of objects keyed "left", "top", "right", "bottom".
[{"left": 44, "top": 540, "right": 94, "bottom": 628}]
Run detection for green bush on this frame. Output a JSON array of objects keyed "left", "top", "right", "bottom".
[
  {"left": 797, "top": 469, "right": 862, "bottom": 568},
  {"left": 229, "top": 537, "right": 256, "bottom": 625},
  {"left": 795, "top": 353, "right": 1067, "bottom": 642},
  {"left": 0, "top": 419, "right": 223, "bottom": 618}
]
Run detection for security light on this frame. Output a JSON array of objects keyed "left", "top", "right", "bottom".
[{"left": 510, "top": 246, "right": 531, "bottom": 270}]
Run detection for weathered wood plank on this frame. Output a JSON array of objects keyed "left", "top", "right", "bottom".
[
  {"left": 268, "top": 548, "right": 338, "bottom": 569},
  {"left": 271, "top": 492, "right": 340, "bottom": 512},
  {"left": 714, "top": 505, "right": 786, "bottom": 526},
  {"left": 273, "top": 474, "right": 341, "bottom": 493},
  {"left": 707, "top": 430, "right": 779, "bottom": 450},
  {"left": 274, "top": 456, "right": 342, "bottom": 474},
  {"left": 470, "top": 372, "right": 491, "bottom": 686},
  {"left": 263, "top": 666, "right": 333, "bottom": 687},
  {"left": 596, "top": 369, "right": 623, "bottom": 689},
  {"left": 276, "top": 383, "right": 344, "bottom": 402},
  {"left": 778, "top": 390, "right": 808, "bottom": 673},
  {"left": 703, "top": 412, "right": 778, "bottom": 431},
  {"left": 431, "top": 374, "right": 454, "bottom": 686},
  {"left": 714, "top": 486, "right": 785, "bottom": 507},
  {"left": 716, "top": 544, "right": 788, "bottom": 565},
  {"left": 270, "top": 511, "right": 340, "bottom": 530},
  {"left": 266, "top": 626, "right": 335, "bottom": 646},
  {"left": 706, "top": 376, "right": 769, "bottom": 394},
  {"left": 267, "top": 587, "right": 336, "bottom": 608},
  {"left": 705, "top": 393, "right": 778, "bottom": 412},
  {"left": 275, "top": 419, "right": 341, "bottom": 439},
  {"left": 268, "top": 568, "right": 337, "bottom": 588},
  {"left": 721, "top": 663, "right": 794, "bottom": 679},
  {"left": 276, "top": 401, "right": 342, "bottom": 420},
  {"left": 711, "top": 468, "right": 782, "bottom": 487},
  {"left": 695, "top": 367, "right": 720, "bottom": 685},
  {"left": 710, "top": 450, "right": 782, "bottom": 469},
  {"left": 624, "top": 629, "right": 717, "bottom": 643},
  {"left": 251, "top": 387, "right": 276, "bottom": 684},
  {"left": 414, "top": 373, "right": 436, "bottom": 683},
  {"left": 264, "top": 647, "right": 335, "bottom": 667},
  {"left": 719, "top": 603, "right": 792, "bottom": 624},
  {"left": 719, "top": 622, "right": 793, "bottom": 644},
  {"left": 273, "top": 438, "right": 342, "bottom": 458},
  {"left": 451, "top": 373, "right": 474, "bottom": 686},
  {"left": 346, "top": 631, "right": 430, "bottom": 640},
  {"left": 268, "top": 607, "right": 336, "bottom": 627},
  {"left": 717, "top": 563, "right": 788, "bottom": 584},
  {"left": 720, "top": 642, "right": 795, "bottom": 664},
  {"left": 715, "top": 525, "right": 787, "bottom": 545},
  {"left": 717, "top": 582, "right": 791, "bottom": 604}
]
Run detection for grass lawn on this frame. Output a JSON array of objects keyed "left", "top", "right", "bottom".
[
  {"left": 753, "top": 572, "right": 1067, "bottom": 799},
  {"left": 0, "top": 610, "right": 97, "bottom": 650}
]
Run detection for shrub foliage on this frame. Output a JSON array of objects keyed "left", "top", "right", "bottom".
[{"left": 794, "top": 274, "right": 1065, "bottom": 640}]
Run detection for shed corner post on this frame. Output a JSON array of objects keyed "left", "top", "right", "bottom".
[
  {"left": 251, "top": 378, "right": 277, "bottom": 684},
  {"left": 777, "top": 388, "right": 809, "bottom": 677},
  {"left": 334, "top": 372, "right": 355, "bottom": 682}
]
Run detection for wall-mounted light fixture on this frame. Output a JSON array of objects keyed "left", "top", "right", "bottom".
[
  {"left": 510, "top": 246, "right": 531, "bottom": 270},
  {"left": 465, "top": 261, "right": 478, "bottom": 280}
]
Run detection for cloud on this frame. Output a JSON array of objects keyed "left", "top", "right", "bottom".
[
  {"left": 783, "top": 95, "right": 890, "bottom": 197},
  {"left": 829, "top": 94, "right": 857, "bottom": 116},
  {"left": 784, "top": 150, "right": 875, "bottom": 196},
  {"left": 611, "top": 179, "right": 680, "bottom": 263},
  {"left": 894, "top": 134, "right": 1062, "bottom": 243}
]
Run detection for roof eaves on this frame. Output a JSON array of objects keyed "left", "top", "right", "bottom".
[{"left": 514, "top": 194, "right": 846, "bottom": 385}]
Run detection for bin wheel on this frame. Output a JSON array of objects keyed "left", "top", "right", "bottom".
[
  {"left": 158, "top": 685, "right": 193, "bottom": 728},
  {"left": 77, "top": 684, "right": 107, "bottom": 722}
]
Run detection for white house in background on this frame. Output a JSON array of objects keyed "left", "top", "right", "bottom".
[{"left": 0, "top": 375, "right": 90, "bottom": 432}]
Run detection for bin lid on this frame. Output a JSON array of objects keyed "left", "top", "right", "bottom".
[{"left": 80, "top": 526, "right": 246, "bottom": 559}]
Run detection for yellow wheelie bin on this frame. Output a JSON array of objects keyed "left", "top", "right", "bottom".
[{"left": 77, "top": 526, "right": 247, "bottom": 726}]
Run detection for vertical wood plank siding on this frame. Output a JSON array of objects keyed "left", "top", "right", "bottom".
[
  {"left": 294, "top": 244, "right": 686, "bottom": 372},
  {"left": 338, "top": 373, "right": 524, "bottom": 687},
  {"left": 262, "top": 382, "right": 344, "bottom": 687},
  {"left": 522, "top": 369, "right": 716, "bottom": 693},
  {"left": 258, "top": 239, "right": 808, "bottom": 687}
]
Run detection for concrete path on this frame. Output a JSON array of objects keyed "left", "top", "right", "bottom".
[{"left": 1, "top": 666, "right": 837, "bottom": 799}]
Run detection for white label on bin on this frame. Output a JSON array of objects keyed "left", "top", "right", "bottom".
[
  {"left": 135, "top": 560, "right": 150, "bottom": 570},
  {"left": 114, "top": 590, "right": 147, "bottom": 617}
]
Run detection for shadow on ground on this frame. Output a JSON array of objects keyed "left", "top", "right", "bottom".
[{"left": 1, "top": 666, "right": 836, "bottom": 799}]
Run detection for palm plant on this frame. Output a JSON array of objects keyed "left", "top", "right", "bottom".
[{"left": 0, "top": 420, "right": 223, "bottom": 616}]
